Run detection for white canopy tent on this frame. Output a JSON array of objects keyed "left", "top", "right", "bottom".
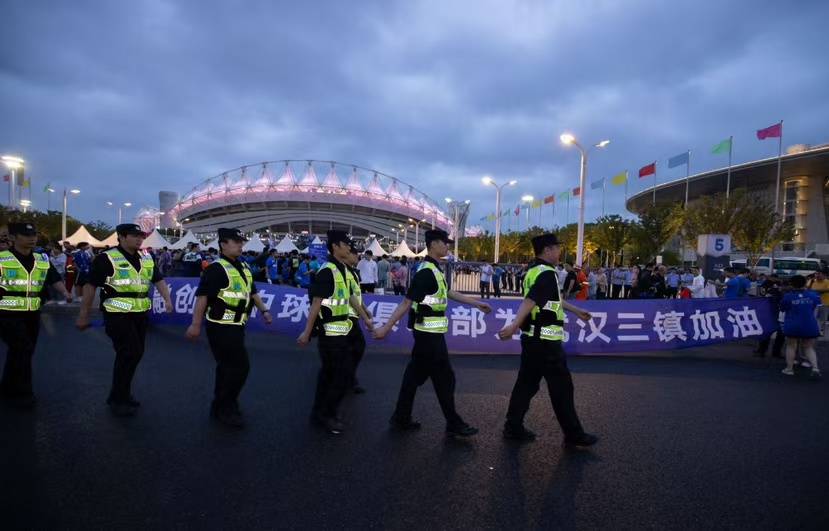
[
  {"left": 242, "top": 233, "right": 266, "bottom": 253},
  {"left": 169, "top": 231, "right": 201, "bottom": 250},
  {"left": 204, "top": 238, "right": 219, "bottom": 250},
  {"left": 140, "top": 229, "right": 171, "bottom": 250},
  {"left": 416, "top": 247, "right": 427, "bottom": 257},
  {"left": 60, "top": 226, "right": 104, "bottom": 248},
  {"left": 100, "top": 232, "right": 119, "bottom": 247},
  {"left": 390, "top": 241, "right": 417, "bottom": 258},
  {"left": 311, "top": 236, "right": 324, "bottom": 245},
  {"left": 275, "top": 235, "right": 299, "bottom": 253},
  {"left": 365, "top": 239, "right": 386, "bottom": 257}
]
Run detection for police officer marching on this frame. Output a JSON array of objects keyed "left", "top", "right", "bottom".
[
  {"left": 76, "top": 223, "right": 173, "bottom": 417},
  {"left": 343, "top": 244, "right": 373, "bottom": 394},
  {"left": 186, "top": 228, "right": 273, "bottom": 429},
  {"left": 0, "top": 222, "right": 72, "bottom": 409},
  {"left": 497, "top": 233, "right": 598, "bottom": 448},
  {"left": 297, "top": 230, "right": 373, "bottom": 435},
  {"left": 373, "top": 229, "right": 491, "bottom": 437}
]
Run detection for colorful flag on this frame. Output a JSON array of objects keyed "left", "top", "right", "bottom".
[
  {"left": 639, "top": 162, "right": 656, "bottom": 178},
  {"left": 668, "top": 152, "right": 689, "bottom": 168},
  {"left": 21, "top": 178, "right": 30, "bottom": 188},
  {"left": 43, "top": 182, "right": 51, "bottom": 192},
  {"left": 543, "top": 194, "right": 555, "bottom": 204},
  {"left": 2, "top": 175, "right": 8, "bottom": 182},
  {"left": 531, "top": 199, "right": 542, "bottom": 208},
  {"left": 514, "top": 205, "right": 520, "bottom": 216},
  {"left": 559, "top": 191, "right": 570, "bottom": 200},
  {"left": 572, "top": 187, "right": 581, "bottom": 197},
  {"left": 711, "top": 138, "right": 731, "bottom": 154},
  {"left": 486, "top": 214, "right": 496, "bottom": 222},
  {"left": 611, "top": 171, "right": 628, "bottom": 186},
  {"left": 590, "top": 178, "right": 604, "bottom": 190},
  {"left": 756, "top": 122, "right": 782, "bottom": 140}
]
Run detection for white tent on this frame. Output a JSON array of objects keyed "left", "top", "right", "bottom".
[
  {"left": 416, "top": 247, "right": 427, "bottom": 257},
  {"left": 169, "top": 231, "right": 201, "bottom": 250},
  {"left": 140, "top": 229, "right": 171, "bottom": 250},
  {"left": 311, "top": 236, "right": 324, "bottom": 245},
  {"left": 365, "top": 238, "right": 386, "bottom": 256},
  {"left": 204, "top": 238, "right": 219, "bottom": 250},
  {"left": 60, "top": 225, "right": 104, "bottom": 247},
  {"left": 296, "top": 247, "right": 307, "bottom": 254},
  {"left": 100, "top": 231, "right": 119, "bottom": 247},
  {"left": 242, "top": 233, "right": 266, "bottom": 253},
  {"left": 390, "top": 241, "right": 417, "bottom": 258},
  {"left": 275, "top": 235, "right": 299, "bottom": 253}
]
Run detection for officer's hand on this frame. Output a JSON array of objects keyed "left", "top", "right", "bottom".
[
  {"left": 477, "top": 302, "right": 492, "bottom": 314},
  {"left": 65, "top": 293, "right": 73, "bottom": 303},
  {"left": 185, "top": 323, "right": 201, "bottom": 340},
  {"left": 164, "top": 303, "right": 173, "bottom": 314},
  {"left": 576, "top": 310, "right": 592, "bottom": 322},
  {"left": 372, "top": 326, "right": 388, "bottom": 340},
  {"left": 497, "top": 324, "right": 517, "bottom": 340},
  {"left": 75, "top": 315, "right": 91, "bottom": 331},
  {"left": 363, "top": 317, "right": 374, "bottom": 332},
  {"left": 297, "top": 331, "right": 311, "bottom": 346},
  {"left": 262, "top": 311, "right": 273, "bottom": 325}
]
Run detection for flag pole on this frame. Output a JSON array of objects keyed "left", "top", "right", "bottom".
[
  {"left": 774, "top": 121, "right": 783, "bottom": 214},
  {"left": 652, "top": 162, "right": 657, "bottom": 207},
  {"left": 683, "top": 151, "right": 691, "bottom": 208},
  {"left": 602, "top": 178, "right": 606, "bottom": 217},
  {"left": 566, "top": 194, "right": 570, "bottom": 226},
  {"left": 726, "top": 135, "right": 733, "bottom": 199}
]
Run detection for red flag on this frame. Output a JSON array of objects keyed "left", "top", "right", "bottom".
[
  {"left": 514, "top": 205, "right": 520, "bottom": 216},
  {"left": 756, "top": 122, "right": 782, "bottom": 140},
  {"left": 639, "top": 162, "right": 656, "bottom": 178},
  {"left": 572, "top": 187, "right": 581, "bottom": 197},
  {"left": 543, "top": 194, "right": 555, "bottom": 204},
  {"left": 2, "top": 175, "right": 8, "bottom": 182}
]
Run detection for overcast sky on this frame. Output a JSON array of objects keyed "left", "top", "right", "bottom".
[{"left": 1, "top": 0, "right": 827, "bottom": 230}]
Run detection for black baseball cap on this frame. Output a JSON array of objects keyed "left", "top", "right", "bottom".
[
  {"left": 116, "top": 223, "right": 146, "bottom": 236},
  {"left": 326, "top": 230, "right": 352, "bottom": 247},
  {"left": 425, "top": 229, "right": 453, "bottom": 245},
  {"left": 531, "top": 233, "right": 561, "bottom": 255},
  {"left": 8, "top": 222, "right": 37, "bottom": 236},
  {"left": 217, "top": 228, "right": 248, "bottom": 241}
]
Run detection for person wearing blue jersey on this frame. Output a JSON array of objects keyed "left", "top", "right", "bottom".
[{"left": 780, "top": 275, "right": 821, "bottom": 380}]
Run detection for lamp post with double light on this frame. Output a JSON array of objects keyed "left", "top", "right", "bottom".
[
  {"left": 481, "top": 176, "right": 517, "bottom": 263},
  {"left": 560, "top": 133, "right": 610, "bottom": 267},
  {"left": 62, "top": 188, "right": 81, "bottom": 241},
  {"left": 445, "top": 198, "right": 470, "bottom": 259},
  {"left": 2, "top": 155, "right": 24, "bottom": 209}
]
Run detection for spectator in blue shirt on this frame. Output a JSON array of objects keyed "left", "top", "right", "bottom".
[
  {"left": 780, "top": 275, "right": 821, "bottom": 379},
  {"left": 723, "top": 268, "right": 747, "bottom": 298},
  {"left": 294, "top": 255, "right": 312, "bottom": 289},
  {"left": 665, "top": 269, "right": 680, "bottom": 298},
  {"left": 266, "top": 249, "right": 280, "bottom": 284}
]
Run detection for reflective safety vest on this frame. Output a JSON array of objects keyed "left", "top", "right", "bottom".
[
  {"left": 205, "top": 258, "right": 253, "bottom": 326},
  {"left": 102, "top": 249, "right": 155, "bottom": 313},
  {"left": 0, "top": 251, "right": 51, "bottom": 311},
  {"left": 412, "top": 261, "right": 448, "bottom": 333},
  {"left": 521, "top": 264, "right": 566, "bottom": 341},
  {"left": 318, "top": 261, "right": 353, "bottom": 336},
  {"left": 346, "top": 267, "right": 361, "bottom": 319}
]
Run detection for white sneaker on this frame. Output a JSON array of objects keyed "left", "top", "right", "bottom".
[{"left": 781, "top": 367, "right": 795, "bottom": 376}]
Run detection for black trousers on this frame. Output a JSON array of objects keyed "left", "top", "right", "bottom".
[
  {"left": 0, "top": 312, "right": 41, "bottom": 398},
  {"left": 206, "top": 322, "right": 250, "bottom": 411},
  {"left": 611, "top": 284, "right": 623, "bottom": 299},
  {"left": 104, "top": 312, "right": 149, "bottom": 404},
  {"left": 480, "top": 281, "right": 490, "bottom": 299},
  {"left": 348, "top": 321, "right": 366, "bottom": 386},
  {"left": 312, "top": 337, "right": 353, "bottom": 418},
  {"left": 393, "top": 330, "right": 463, "bottom": 426},
  {"left": 506, "top": 337, "right": 584, "bottom": 438},
  {"left": 493, "top": 279, "right": 502, "bottom": 298},
  {"left": 758, "top": 325, "right": 786, "bottom": 356}
]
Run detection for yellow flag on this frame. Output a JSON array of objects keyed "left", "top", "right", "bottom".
[
  {"left": 531, "top": 199, "right": 542, "bottom": 208},
  {"left": 611, "top": 171, "right": 628, "bottom": 186}
]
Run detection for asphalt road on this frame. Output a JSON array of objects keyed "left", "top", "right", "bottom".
[{"left": 2, "top": 311, "right": 828, "bottom": 530}]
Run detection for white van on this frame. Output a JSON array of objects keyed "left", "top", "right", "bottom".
[{"left": 732, "top": 257, "right": 824, "bottom": 277}]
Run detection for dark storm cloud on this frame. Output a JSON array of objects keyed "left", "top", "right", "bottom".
[{"left": 1, "top": 0, "right": 827, "bottom": 227}]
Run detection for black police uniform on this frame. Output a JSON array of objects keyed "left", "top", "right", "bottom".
[
  {"left": 505, "top": 257, "right": 586, "bottom": 440},
  {"left": 196, "top": 252, "right": 258, "bottom": 415},
  {"left": 309, "top": 255, "right": 354, "bottom": 422},
  {"left": 89, "top": 241, "right": 163, "bottom": 407},
  {"left": 392, "top": 255, "right": 465, "bottom": 429},
  {"left": 0, "top": 226, "right": 63, "bottom": 405}
]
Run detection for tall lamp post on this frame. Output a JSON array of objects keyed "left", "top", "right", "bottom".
[
  {"left": 445, "top": 198, "right": 470, "bottom": 259},
  {"left": 560, "top": 133, "right": 610, "bottom": 267},
  {"left": 62, "top": 188, "right": 81, "bottom": 241},
  {"left": 2, "top": 155, "right": 24, "bottom": 209},
  {"left": 521, "top": 195, "right": 534, "bottom": 229},
  {"left": 118, "top": 202, "right": 133, "bottom": 225},
  {"left": 482, "top": 176, "right": 517, "bottom": 263},
  {"left": 408, "top": 217, "right": 426, "bottom": 252}
]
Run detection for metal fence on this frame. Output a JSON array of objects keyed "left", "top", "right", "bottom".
[{"left": 445, "top": 261, "right": 526, "bottom": 297}]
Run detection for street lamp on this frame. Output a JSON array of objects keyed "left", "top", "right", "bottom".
[
  {"left": 445, "top": 197, "right": 471, "bottom": 259},
  {"left": 62, "top": 188, "right": 81, "bottom": 241},
  {"left": 408, "top": 217, "right": 426, "bottom": 251},
  {"left": 19, "top": 199, "right": 31, "bottom": 213},
  {"left": 560, "top": 133, "right": 610, "bottom": 267},
  {"left": 118, "top": 202, "right": 133, "bottom": 225},
  {"left": 2, "top": 155, "right": 24, "bottom": 209},
  {"left": 482, "top": 176, "right": 517, "bottom": 262}
]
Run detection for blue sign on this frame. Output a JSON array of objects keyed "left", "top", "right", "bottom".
[{"left": 150, "top": 279, "right": 775, "bottom": 355}]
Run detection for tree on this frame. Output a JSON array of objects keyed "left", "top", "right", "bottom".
[
  {"left": 86, "top": 220, "right": 114, "bottom": 240},
  {"left": 732, "top": 201, "right": 795, "bottom": 269},
  {"left": 681, "top": 190, "right": 747, "bottom": 244},
  {"left": 629, "top": 203, "right": 684, "bottom": 263},
  {"left": 590, "top": 215, "right": 632, "bottom": 266}
]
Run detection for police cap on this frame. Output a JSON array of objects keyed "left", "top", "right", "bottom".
[
  {"left": 425, "top": 229, "right": 453, "bottom": 245},
  {"left": 116, "top": 223, "right": 145, "bottom": 236},
  {"left": 8, "top": 222, "right": 37, "bottom": 236},
  {"left": 217, "top": 228, "right": 248, "bottom": 241},
  {"left": 531, "top": 233, "right": 561, "bottom": 255}
]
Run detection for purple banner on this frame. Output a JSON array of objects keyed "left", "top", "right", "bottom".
[{"left": 150, "top": 278, "right": 775, "bottom": 355}]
